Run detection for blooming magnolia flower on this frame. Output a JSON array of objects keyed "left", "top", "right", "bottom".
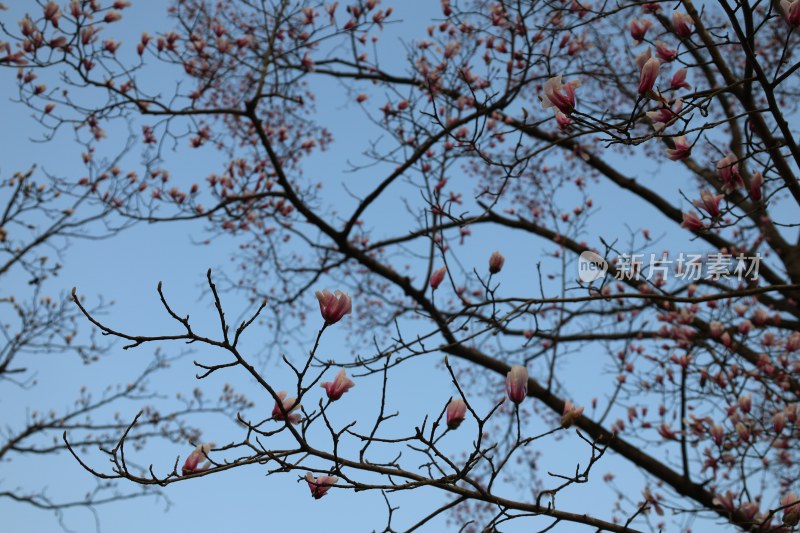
[
  {"left": 272, "top": 391, "right": 302, "bottom": 424},
  {"left": 629, "top": 18, "right": 653, "bottom": 44},
  {"left": 638, "top": 57, "right": 661, "bottom": 94},
  {"left": 646, "top": 99, "right": 682, "bottom": 131},
  {"left": 315, "top": 289, "right": 352, "bottom": 325},
  {"left": 717, "top": 154, "right": 743, "bottom": 190},
  {"left": 695, "top": 190, "right": 723, "bottom": 217},
  {"left": 305, "top": 472, "right": 338, "bottom": 499},
  {"left": 781, "top": 492, "right": 800, "bottom": 526},
  {"left": 713, "top": 491, "right": 736, "bottom": 513},
  {"left": 781, "top": 0, "right": 800, "bottom": 26},
  {"left": 709, "top": 321, "right": 724, "bottom": 337},
  {"left": 672, "top": 11, "right": 694, "bottom": 37},
  {"left": 655, "top": 40, "right": 678, "bottom": 62},
  {"left": 670, "top": 68, "right": 691, "bottom": 90},
  {"left": 446, "top": 398, "right": 467, "bottom": 429},
  {"left": 665, "top": 136, "right": 692, "bottom": 160},
  {"left": 681, "top": 211, "right": 706, "bottom": 232},
  {"left": 321, "top": 369, "right": 355, "bottom": 401},
  {"left": 750, "top": 171, "right": 763, "bottom": 201},
  {"left": 505, "top": 365, "right": 528, "bottom": 404},
  {"left": 430, "top": 266, "right": 447, "bottom": 289},
  {"left": 488, "top": 251, "right": 505, "bottom": 274},
  {"left": 182, "top": 442, "right": 214, "bottom": 476},
  {"left": 561, "top": 400, "right": 584, "bottom": 427},
  {"left": 540, "top": 75, "right": 581, "bottom": 116}
]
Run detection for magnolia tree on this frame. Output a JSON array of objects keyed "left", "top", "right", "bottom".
[{"left": 2, "top": 0, "right": 800, "bottom": 531}]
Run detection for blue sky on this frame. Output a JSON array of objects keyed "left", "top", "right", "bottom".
[{"left": 0, "top": 1, "right": 752, "bottom": 532}]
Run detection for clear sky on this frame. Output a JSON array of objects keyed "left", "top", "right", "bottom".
[{"left": 0, "top": 2, "right": 742, "bottom": 532}]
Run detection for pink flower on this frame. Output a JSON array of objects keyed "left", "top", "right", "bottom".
[
  {"left": 709, "top": 424, "right": 724, "bottom": 445},
  {"left": 717, "top": 154, "right": 743, "bottom": 191},
  {"left": 43, "top": 2, "right": 60, "bottom": 27},
  {"left": 750, "top": 171, "right": 763, "bottom": 201},
  {"left": 709, "top": 321, "right": 724, "bottom": 337},
  {"left": 305, "top": 472, "right": 338, "bottom": 499},
  {"left": 738, "top": 394, "right": 752, "bottom": 413},
  {"left": 665, "top": 136, "right": 692, "bottom": 160},
  {"left": 505, "top": 365, "right": 528, "bottom": 404},
  {"left": 430, "top": 266, "right": 447, "bottom": 289},
  {"left": 555, "top": 111, "right": 572, "bottom": 130},
  {"left": 681, "top": 211, "right": 706, "bottom": 232},
  {"left": 735, "top": 421, "right": 750, "bottom": 441},
  {"left": 638, "top": 57, "right": 661, "bottom": 94},
  {"left": 634, "top": 47, "right": 652, "bottom": 71},
  {"left": 629, "top": 18, "right": 653, "bottom": 44},
  {"left": 561, "top": 400, "right": 584, "bottom": 427},
  {"left": 655, "top": 40, "right": 678, "bottom": 62},
  {"left": 713, "top": 491, "right": 736, "bottom": 513},
  {"left": 541, "top": 75, "right": 581, "bottom": 116},
  {"left": 781, "top": 492, "right": 800, "bottom": 526},
  {"left": 488, "top": 251, "right": 505, "bottom": 274},
  {"left": 646, "top": 99, "right": 682, "bottom": 131},
  {"left": 272, "top": 391, "right": 302, "bottom": 424},
  {"left": 446, "top": 398, "right": 467, "bottom": 429},
  {"left": 695, "top": 190, "right": 723, "bottom": 217},
  {"left": 672, "top": 11, "right": 694, "bottom": 38},
  {"left": 321, "top": 369, "right": 355, "bottom": 401},
  {"left": 182, "top": 443, "right": 214, "bottom": 476},
  {"left": 781, "top": 0, "right": 800, "bottom": 26},
  {"left": 315, "top": 289, "right": 352, "bottom": 325},
  {"left": 670, "top": 68, "right": 691, "bottom": 90},
  {"left": 773, "top": 412, "right": 786, "bottom": 433}
]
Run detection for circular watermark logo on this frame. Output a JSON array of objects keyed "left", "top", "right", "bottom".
[{"left": 578, "top": 251, "right": 608, "bottom": 283}]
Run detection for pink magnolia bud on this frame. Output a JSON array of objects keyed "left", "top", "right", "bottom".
[
  {"left": 272, "top": 391, "right": 302, "bottom": 424},
  {"left": 321, "top": 369, "right": 355, "bottom": 401},
  {"left": 505, "top": 365, "right": 528, "bottom": 404},
  {"left": 717, "top": 154, "right": 743, "bottom": 190},
  {"left": 305, "top": 472, "right": 338, "bottom": 499},
  {"left": 735, "top": 421, "right": 750, "bottom": 441},
  {"left": 750, "top": 171, "right": 763, "bottom": 202},
  {"left": 430, "top": 266, "right": 447, "bottom": 289},
  {"left": 634, "top": 47, "right": 651, "bottom": 70},
  {"left": 629, "top": 18, "right": 653, "bottom": 44},
  {"left": 488, "top": 251, "right": 505, "bottom": 274},
  {"left": 655, "top": 40, "right": 678, "bottom": 62},
  {"left": 681, "top": 211, "right": 705, "bottom": 232},
  {"left": 665, "top": 136, "right": 692, "bottom": 160},
  {"left": 43, "top": 2, "right": 60, "bottom": 27},
  {"left": 709, "top": 321, "right": 725, "bottom": 338},
  {"left": 773, "top": 412, "right": 786, "bottom": 433},
  {"left": 713, "top": 491, "right": 736, "bottom": 513},
  {"left": 670, "top": 68, "right": 691, "bottom": 90},
  {"left": 787, "top": 332, "right": 800, "bottom": 352},
  {"left": 638, "top": 57, "right": 661, "bottom": 94},
  {"left": 561, "top": 400, "right": 584, "bottom": 427},
  {"left": 182, "top": 442, "right": 214, "bottom": 476},
  {"left": 710, "top": 424, "right": 724, "bottom": 445},
  {"left": 315, "top": 289, "right": 352, "bottom": 325},
  {"left": 781, "top": 0, "right": 800, "bottom": 27},
  {"left": 446, "top": 398, "right": 467, "bottom": 429},
  {"left": 738, "top": 394, "right": 752, "bottom": 413},
  {"left": 541, "top": 75, "right": 581, "bottom": 116},
  {"left": 781, "top": 492, "right": 800, "bottom": 526},
  {"left": 671, "top": 11, "right": 694, "bottom": 37},
  {"left": 695, "top": 190, "right": 723, "bottom": 217}
]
